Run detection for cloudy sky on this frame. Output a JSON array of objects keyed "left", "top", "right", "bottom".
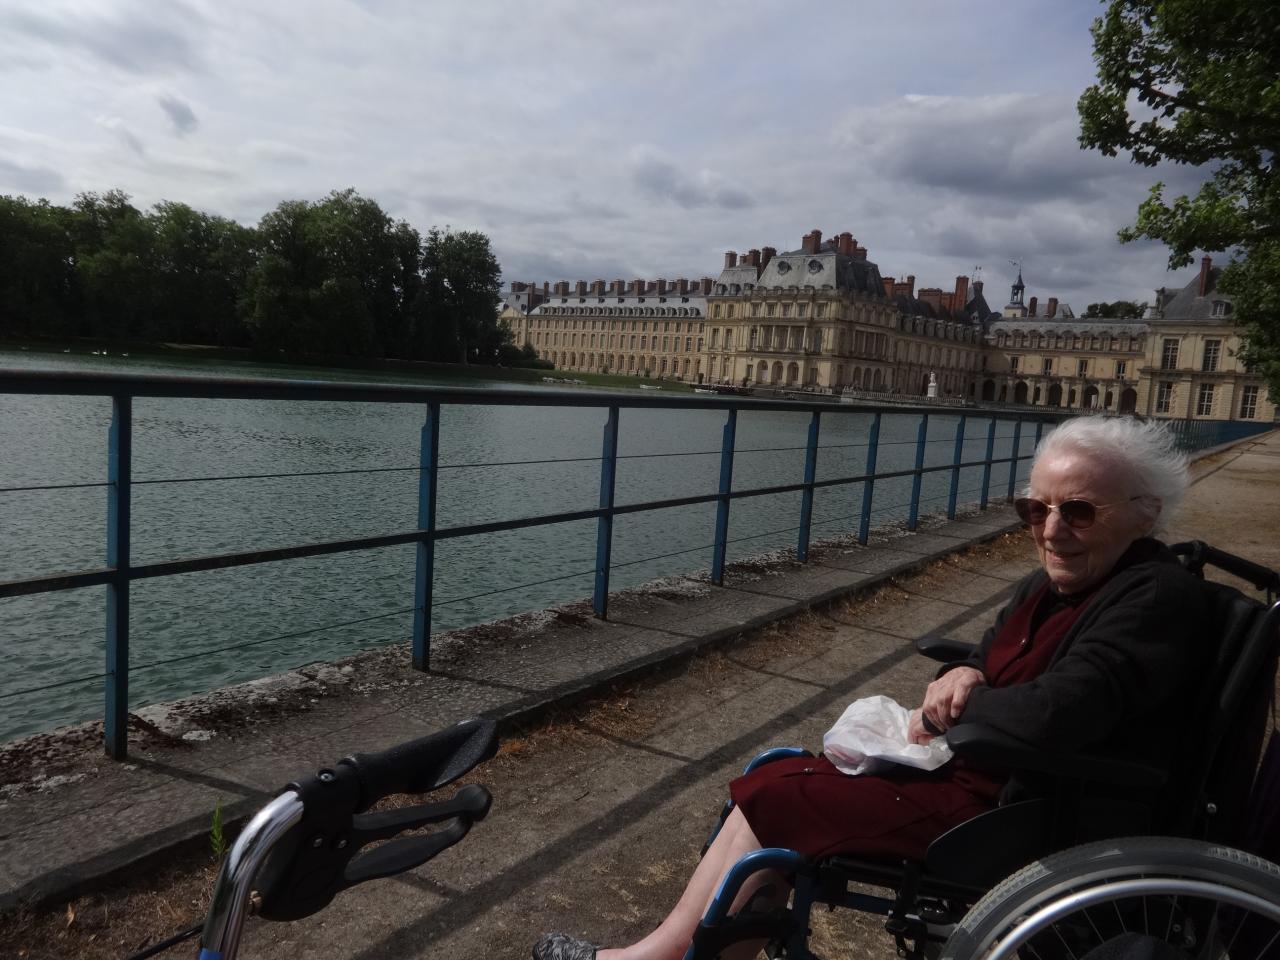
[{"left": 1, "top": 0, "right": 1212, "bottom": 309}]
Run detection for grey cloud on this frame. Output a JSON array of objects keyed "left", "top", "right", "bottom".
[
  {"left": 97, "top": 117, "right": 146, "bottom": 155},
  {"left": 158, "top": 95, "right": 198, "bottom": 136},
  {"left": 0, "top": 156, "right": 65, "bottom": 195},
  {"left": 629, "top": 150, "right": 754, "bottom": 210},
  {"left": 4, "top": 3, "right": 204, "bottom": 74}
]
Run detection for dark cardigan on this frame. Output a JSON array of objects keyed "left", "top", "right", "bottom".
[{"left": 946, "top": 538, "right": 1210, "bottom": 778}]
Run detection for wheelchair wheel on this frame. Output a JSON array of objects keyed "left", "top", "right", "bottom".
[{"left": 942, "top": 837, "right": 1280, "bottom": 960}]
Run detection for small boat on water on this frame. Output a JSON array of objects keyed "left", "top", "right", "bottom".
[
  {"left": 639, "top": 384, "right": 661, "bottom": 390},
  {"left": 693, "top": 387, "right": 717, "bottom": 394}
]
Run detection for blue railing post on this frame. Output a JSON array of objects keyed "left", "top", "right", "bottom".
[
  {"left": 796, "top": 411, "right": 822, "bottom": 562},
  {"left": 947, "top": 415, "right": 967, "bottom": 520},
  {"left": 979, "top": 416, "right": 997, "bottom": 510},
  {"left": 1006, "top": 419, "right": 1024, "bottom": 501},
  {"left": 711, "top": 408, "right": 738, "bottom": 585},
  {"left": 104, "top": 395, "right": 132, "bottom": 759},
  {"left": 906, "top": 413, "right": 929, "bottom": 531},
  {"left": 593, "top": 406, "right": 620, "bottom": 618},
  {"left": 411, "top": 402, "right": 440, "bottom": 672},
  {"left": 857, "top": 412, "right": 882, "bottom": 545}
]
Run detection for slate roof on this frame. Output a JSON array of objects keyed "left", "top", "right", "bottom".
[
  {"left": 737, "top": 240, "right": 887, "bottom": 298},
  {"left": 1160, "top": 268, "right": 1233, "bottom": 322},
  {"left": 987, "top": 318, "right": 1147, "bottom": 336}
]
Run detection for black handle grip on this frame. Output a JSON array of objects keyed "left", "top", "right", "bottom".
[
  {"left": 354, "top": 783, "right": 493, "bottom": 842},
  {"left": 1172, "top": 541, "right": 1280, "bottom": 593},
  {"left": 1199, "top": 545, "right": 1280, "bottom": 593},
  {"left": 340, "top": 718, "right": 498, "bottom": 811}
]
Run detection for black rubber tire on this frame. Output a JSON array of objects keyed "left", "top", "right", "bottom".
[{"left": 942, "top": 837, "right": 1280, "bottom": 960}]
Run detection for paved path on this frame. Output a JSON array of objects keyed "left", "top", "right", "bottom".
[
  {"left": 1, "top": 509, "right": 1024, "bottom": 912},
  {"left": 1, "top": 428, "right": 1275, "bottom": 960}
]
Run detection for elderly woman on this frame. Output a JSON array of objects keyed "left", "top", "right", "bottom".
[{"left": 534, "top": 416, "right": 1206, "bottom": 960}]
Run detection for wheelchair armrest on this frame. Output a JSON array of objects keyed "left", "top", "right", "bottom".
[
  {"left": 914, "top": 636, "right": 977, "bottom": 664},
  {"left": 945, "top": 723, "right": 1167, "bottom": 789},
  {"left": 742, "top": 746, "right": 812, "bottom": 775}
]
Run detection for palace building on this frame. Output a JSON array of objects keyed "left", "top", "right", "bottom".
[
  {"left": 498, "top": 277, "right": 711, "bottom": 380},
  {"left": 498, "top": 235, "right": 1274, "bottom": 423}
]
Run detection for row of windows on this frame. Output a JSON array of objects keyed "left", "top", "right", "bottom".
[
  {"left": 1160, "top": 338, "right": 1223, "bottom": 372},
  {"left": 1007, "top": 356, "right": 1129, "bottom": 378},
  {"left": 535, "top": 332, "right": 704, "bottom": 352},
  {"left": 532, "top": 317, "right": 705, "bottom": 334},
  {"left": 1153, "top": 381, "right": 1259, "bottom": 418},
  {"left": 540, "top": 305, "right": 702, "bottom": 318},
  {"left": 544, "top": 352, "right": 704, "bottom": 377},
  {"left": 995, "top": 331, "right": 1141, "bottom": 351}
]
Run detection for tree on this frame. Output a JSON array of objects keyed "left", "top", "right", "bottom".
[
  {"left": 1078, "top": 0, "right": 1280, "bottom": 399},
  {"left": 1083, "top": 300, "right": 1145, "bottom": 319},
  {"left": 0, "top": 196, "right": 79, "bottom": 338},
  {"left": 418, "top": 228, "right": 504, "bottom": 364},
  {"left": 245, "top": 190, "right": 421, "bottom": 358}
]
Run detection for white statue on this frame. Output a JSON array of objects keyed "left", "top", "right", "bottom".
[{"left": 927, "top": 371, "right": 939, "bottom": 398}]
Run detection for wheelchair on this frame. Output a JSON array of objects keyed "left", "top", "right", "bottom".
[{"left": 684, "top": 541, "right": 1280, "bottom": 960}]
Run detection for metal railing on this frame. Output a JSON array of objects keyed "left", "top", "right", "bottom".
[
  {"left": 11, "top": 369, "right": 1255, "bottom": 759},
  {"left": 1164, "top": 417, "right": 1274, "bottom": 451}
]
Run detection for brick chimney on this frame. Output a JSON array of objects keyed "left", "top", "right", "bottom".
[
  {"left": 954, "top": 276, "right": 969, "bottom": 312},
  {"left": 700, "top": 277, "right": 713, "bottom": 295},
  {"left": 853, "top": 246, "right": 868, "bottom": 260},
  {"left": 510, "top": 281, "right": 526, "bottom": 292},
  {"left": 918, "top": 287, "right": 944, "bottom": 313},
  {"left": 760, "top": 246, "right": 776, "bottom": 270},
  {"left": 1198, "top": 255, "right": 1212, "bottom": 297},
  {"left": 1047, "top": 297, "right": 1059, "bottom": 318},
  {"left": 802, "top": 229, "right": 822, "bottom": 254},
  {"left": 656, "top": 278, "right": 668, "bottom": 295},
  {"left": 746, "top": 248, "right": 761, "bottom": 269},
  {"left": 882, "top": 277, "right": 896, "bottom": 297},
  {"left": 838, "top": 232, "right": 853, "bottom": 255},
  {"left": 906, "top": 275, "right": 916, "bottom": 297},
  {"left": 676, "top": 278, "right": 689, "bottom": 295},
  {"left": 724, "top": 250, "right": 738, "bottom": 269},
  {"left": 542, "top": 281, "right": 549, "bottom": 295},
  {"left": 973, "top": 280, "right": 984, "bottom": 297},
  {"left": 1028, "top": 296, "right": 1038, "bottom": 317},
  {"left": 592, "top": 279, "right": 604, "bottom": 295},
  {"left": 634, "top": 279, "right": 646, "bottom": 296},
  {"left": 576, "top": 280, "right": 587, "bottom": 296}
]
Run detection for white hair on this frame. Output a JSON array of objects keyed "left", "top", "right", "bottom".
[{"left": 1032, "top": 416, "right": 1189, "bottom": 534}]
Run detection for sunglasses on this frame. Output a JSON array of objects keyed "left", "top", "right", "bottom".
[{"left": 1013, "top": 495, "right": 1145, "bottom": 530}]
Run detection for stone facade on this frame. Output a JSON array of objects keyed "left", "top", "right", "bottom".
[
  {"left": 500, "top": 278, "right": 710, "bottom": 379},
  {"left": 498, "top": 241, "right": 1273, "bottom": 423},
  {"left": 1134, "top": 257, "right": 1277, "bottom": 423}
]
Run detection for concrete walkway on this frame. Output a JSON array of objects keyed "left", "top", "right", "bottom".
[
  {"left": 0, "top": 428, "right": 1275, "bottom": 959},
  {"left": 0, "top": 507, "right": 1023, "bottom": 913}
]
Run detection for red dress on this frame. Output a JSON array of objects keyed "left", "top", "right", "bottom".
[{"left": 729, "top": 581, "right": 1092, "bottom": 861}]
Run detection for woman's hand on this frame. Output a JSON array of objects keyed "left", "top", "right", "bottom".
[
  {"left": 919, "top": 666, "right": 985, "bottom": 735},
  {"left": 908, "top": 708, "right": 934, "bottom": 745}
]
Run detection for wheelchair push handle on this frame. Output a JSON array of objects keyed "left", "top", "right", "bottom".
[
  {"left": 339, "top": 716, "right": 500, "bottom": 812},
  {"left": 1172, "top": 540, "right": 1280, "bottom": 596},
  {"left": 199, "top": 718, "right": 498, "bottom": 960}
]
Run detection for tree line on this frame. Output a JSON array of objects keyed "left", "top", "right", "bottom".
[{"left": 0, "top": 188, "right": 528, "bottom": 365}]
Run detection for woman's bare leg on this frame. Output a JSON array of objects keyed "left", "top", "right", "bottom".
[{"left": 596, "top": 807, "right": 788, "bottom": 960}]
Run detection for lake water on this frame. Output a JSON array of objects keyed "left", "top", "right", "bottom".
[{"left": 0, "top": 349, "right": 1028, "bottom": 740}]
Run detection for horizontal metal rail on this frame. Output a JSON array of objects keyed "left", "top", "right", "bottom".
[{"left": 2, "top": 368, "right": 1067, "bottom": 758}]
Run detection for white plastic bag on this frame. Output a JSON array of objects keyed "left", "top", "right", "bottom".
[{"left": 822, "top": 695, "right": 953, "bottom": 776}]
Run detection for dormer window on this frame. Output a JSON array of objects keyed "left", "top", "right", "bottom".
[{"left": 1211, "top": 300, "right": 1232, "bottom": 317}]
